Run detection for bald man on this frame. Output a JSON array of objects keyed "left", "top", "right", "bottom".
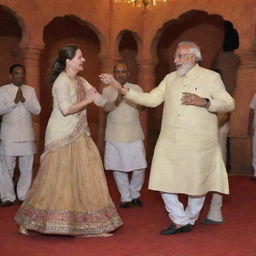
[{"left": 102, "top": 63, "right": 146, "bottom": 208}]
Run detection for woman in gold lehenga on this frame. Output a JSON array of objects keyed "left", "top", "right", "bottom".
[{"left": 15, "top": 45, "right": 122, "bottom": 237}]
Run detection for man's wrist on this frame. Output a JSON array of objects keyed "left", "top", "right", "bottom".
[
  {"left": 121, "top": 87, "right": 128, "bottom": 95},
  {"left": 203, "top": 98, "right": 210, "bottom": 108}
]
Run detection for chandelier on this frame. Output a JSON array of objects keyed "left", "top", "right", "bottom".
[{"left": 114, "top": 0, "right": 169, "bottom": 8}]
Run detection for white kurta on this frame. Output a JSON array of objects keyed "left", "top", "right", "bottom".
[
  {"left": 125, "top": 64, "right": 234, "bottom": 195},
  {"left": 0, "top": 83, "right": 40, "bottom": 156},
  {"left": 103, "top": 83, "right": 145, "bottom": 142},
  {"left": 0, "top": 83, "right": 41, "bottom": 201},
  {"left": 104, "top": 141, "right": 147, "bottom": 171},
  {"left": 0, "top": 141, "right": 35, "bottom": 156},
  {"left": 102, "top": 83, "right": 146, "bottom": 172},
  {"left": 0, "top": 84, "right": 41, "bottom": 144}
]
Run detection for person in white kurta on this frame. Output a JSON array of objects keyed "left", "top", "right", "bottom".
[
  {"left": 100, "top": 41, "right": 235, "bottom": 235},
  {"left": 202, "top": 112, "right": 230, "bottom": 224},
  {"left": 0, "top": 123, "right": 3, "bottom": 198},
  {"left": 102, "top": 63, "right": 146, "bottom": 208},
  {"left": 0, "top": 158, "right": 4, "bottom": 198},
  {"left": 0, "top": 64, "right": 41, "bottom": 206},
  {"left": 249, "top": 94, "right": 256, "bottom": 180}
]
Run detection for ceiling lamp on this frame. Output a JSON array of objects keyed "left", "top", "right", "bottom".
[{"left": 114, "top": 0, "right": 169, "bottom": 8}]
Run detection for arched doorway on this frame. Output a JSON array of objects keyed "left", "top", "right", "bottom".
[
  {"left": 117, "top": 30, "right": 139, "bottom": 83},
  {"left": 0, "top": 6, "right": 23, "bottom": 85}
]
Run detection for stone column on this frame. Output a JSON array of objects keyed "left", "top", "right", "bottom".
[
  {"left": 97, "top": 54, "right": 120, "bottom": 155},
  {"left": 20, "top": 43, "right": 44, "bottom": 169},
  {"left": 99, "top": 54, "right": 119, "bottom": 74},
  {"left": 137, "top": 59, "right": 156, "bottom": 92},
  {"left": 137, "top": 58, "right": 157, "bottom": 155},
  {"left": 229, "top": 50, "right": 256, "bottom": 173}
]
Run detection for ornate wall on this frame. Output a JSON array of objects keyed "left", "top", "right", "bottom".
[{"left": 0, "top": 0, "right": 255, "bottom": 173}]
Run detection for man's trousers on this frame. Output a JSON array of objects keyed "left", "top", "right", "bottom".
[
  {"left": 0, "top": 154, "right": 34, "bottom": 202},
  {"left": 113, "top": 169, "right": 145, "bottom": 202},
  {"left": 161, "top": 193, "right": 206, "bottom": 226}
]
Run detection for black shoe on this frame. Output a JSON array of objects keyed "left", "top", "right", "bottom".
[
  {"left": 1, "top": 200, "right": 13, "bottom": 207},
  {"left": 17, "top": 199, "right": 24, "bottom": 205},
  {"left": 160, "top": 224, "right": 192, "bottom": 235},
  {"left": 250, "top": 176, "right": 256, "bottom": 181},
  {"left": 119, "top": 201, "right": 132, "bottom": 208},
  {"left": 201, "top": 218, "right": 223, "bottom": 225},
  {"left": 132, "top": 198, "right": 143, "bottom": 207}
]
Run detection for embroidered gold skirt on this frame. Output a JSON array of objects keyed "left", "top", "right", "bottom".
[{"left": 15, "top": 134, "right": 122, "bottom": 235}]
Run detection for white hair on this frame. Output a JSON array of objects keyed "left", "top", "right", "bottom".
[{"left": 177, "top": 41, "right": 203, "bottom": 62}]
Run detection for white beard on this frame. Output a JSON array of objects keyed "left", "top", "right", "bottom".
[{"left": 176, "top": 63, "right": 193, "bottom": 76}]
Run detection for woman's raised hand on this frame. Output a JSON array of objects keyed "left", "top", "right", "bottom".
[{"left": 99, "top": 74, "right": 122, "bottom": 91}]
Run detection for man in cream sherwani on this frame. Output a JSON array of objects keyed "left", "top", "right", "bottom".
[
  {"left": 0, "top": 64, "right": 41, "bottom": 206},
  {"left": 100, "top": 41, "right": 234, "bottom": 235},
  {"left": 102, "top": 63, "right": 147, "bottom": 208}
]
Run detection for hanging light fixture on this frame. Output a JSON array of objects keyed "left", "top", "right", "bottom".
[{"left": 114, "top": 0, "right": 169, "bottom": 9}]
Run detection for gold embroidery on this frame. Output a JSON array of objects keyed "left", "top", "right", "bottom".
[
  {"left": 15, "top": 203, "right": 122, "bottom": 235},
  {"left": 41, "top": 118, "right": 87, "bottom": 162}
]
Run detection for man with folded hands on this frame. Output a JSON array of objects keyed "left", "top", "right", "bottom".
[{"left": 102, "top": 63, "right": 147, "bottom": 209}]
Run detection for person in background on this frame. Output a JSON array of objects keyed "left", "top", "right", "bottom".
[
  {"left": 0, "top": 64, "right": 41, "bottom": 206},
  {"left": 202, "top": 112, "right": 230, "bottom": 224},
  {"left": 202, "top": 68, "right": 230, "bottom": 224},
  {"left": 248, "top": 93, "right": 256, "bottom": 181},
  {"left": 102, "top": 63, "right": 147, "bottom": 208}
]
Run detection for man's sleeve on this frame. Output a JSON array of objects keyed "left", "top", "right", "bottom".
[
  {"left": 207, "top": 74, "right": 235, "bottom": 113},
  {"left": 125, "top": 77, "right": 167, "bottom": 108},
  {"left": 0, "top": 88, "right": 17, "bottom": 115},
  {"left": 22, "top": 87, "right": 41, "bottom": 115}
]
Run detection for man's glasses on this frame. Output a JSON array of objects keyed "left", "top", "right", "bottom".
[{"left": 174, "top": 53, "right": 191, "bottom": 59}]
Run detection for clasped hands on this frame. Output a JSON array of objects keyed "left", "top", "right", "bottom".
[{"left": 14, "top": 87, "right": 26, "bottom": 104}]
